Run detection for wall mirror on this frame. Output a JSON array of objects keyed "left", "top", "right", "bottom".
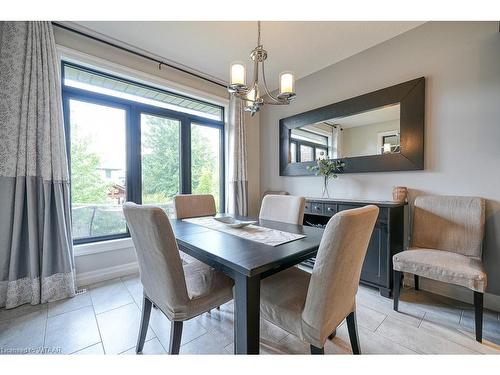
[{"left": 280, "top": 77, "right": 425, "bottom": 175}]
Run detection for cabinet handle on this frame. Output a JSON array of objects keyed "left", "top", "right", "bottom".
[
  {"left": 314, "top": 206, "right": 320, "bottom": 210},
  {"left": 327, "top": 207, "right": 333, "bottom": 211}
]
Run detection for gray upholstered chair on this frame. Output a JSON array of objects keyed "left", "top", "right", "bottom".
[
  {"left": 392, "top": 195, "right": 486, "bottom": 342},
  {"left": 123, "top": 202, "right": 234, "bottom": 354},
  {"left": 174, "top": 194, "right": 216, "bottom": 219},
  {"left": 259, "top": 194, "right": 306, "bottom": 225},
  {"left": 260, "top": 205, "right": 379, "bottom": 354}
]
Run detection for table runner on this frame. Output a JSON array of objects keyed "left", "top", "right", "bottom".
[{"left": 182, "top": 217, "right": 306, "bottom": 246}]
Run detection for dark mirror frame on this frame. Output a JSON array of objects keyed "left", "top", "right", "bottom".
[{"left": 279, "top": 77, "right": 425, "bottom": 176}]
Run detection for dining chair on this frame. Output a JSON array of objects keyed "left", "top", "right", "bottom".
[
  {"left": 174, "top": 194, "right": 217, "bottom": 264},
  {"left": 392, "top": 195, "right": 487, "bottom": 342},
  {"left": 174, "top": 194, "right": 216, "bottom": 219},
  {"left": 260, "top": 205, "right": 379, "bottom": 354},
  {"left": 123, "top": 202, "right": 234, "bottom": 354},
  {"left": 262, "top": 190, "right": 289, "bottom": 198},
  {"left": 259, "top": 194, "right": 306, "bottom": 225}
]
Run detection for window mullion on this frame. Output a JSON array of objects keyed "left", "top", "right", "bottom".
[
  {"left": 127, "top": 105, "right": 142, "bottom": 204},
  {"left": 180, "top": 116, "right": 191, "bottom": 195}
]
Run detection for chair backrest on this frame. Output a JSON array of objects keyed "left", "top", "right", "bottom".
[
  {"left": 259, "top": 194, "right": 306, "bottom": 225},
  {"left": 262, "top": 190, "right": 289, "bottom": 198},
  {"left": 174, "top": 194, "right": 216, "bottom": 219},
  {"left": 411, "top": 195, "right": 485, "bottom": 258},
  {"left": 302, "top": 205, "right": 379, "bottom": 344},
  {"left": 123, "top": 202, "right": 190, "bottom": 318}
]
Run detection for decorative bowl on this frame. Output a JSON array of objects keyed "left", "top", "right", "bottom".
[{"left": 214, "top": 217, "right": 257, "bottom": 228}]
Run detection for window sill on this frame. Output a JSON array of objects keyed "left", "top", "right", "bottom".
[{"left": 74, "top": 237, "right": 134, "bottom": 257}]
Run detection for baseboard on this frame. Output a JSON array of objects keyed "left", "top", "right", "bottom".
[
  {"left": 76, "top": 261, "right": 139, "bottom": 287},
  {"left": 404, "top": 274, "right": 500, "bottom": 313}
]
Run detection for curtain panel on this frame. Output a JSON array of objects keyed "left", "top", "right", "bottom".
[
  {"left": 0, "top": 21, "right": 76, "bottom": 309},
  {"left": 226, "top": 97, "right": 248, "bottom": 216}
]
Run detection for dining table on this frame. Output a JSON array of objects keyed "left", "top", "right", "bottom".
[{"left": 170, "top": 214, "right": 325, "bottom": 354}]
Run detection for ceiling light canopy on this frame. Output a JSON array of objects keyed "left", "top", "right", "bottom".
[{"left": 228, "top": 21, "right": 296, "bottom": 116}]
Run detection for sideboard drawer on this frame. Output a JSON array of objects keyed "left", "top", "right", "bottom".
[
  {"left": 310, "top": 202, "right": 324, "bottom": 215},
  {"left": 324, "top": 204, "right": 337, "bottom": 216},
  {"left": 304, "top": 202, "right": 312, "bottom": 213}
]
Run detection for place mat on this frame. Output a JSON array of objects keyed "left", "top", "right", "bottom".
[{"left": 182, "top": 216, "right": 306, "bottom": 247}]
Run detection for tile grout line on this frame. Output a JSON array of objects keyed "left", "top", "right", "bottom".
[
  {"left": 88, "top": 288, "right": 106, "bottom": 354},
  {"left": 374, "top": 314, "right": 388, "bottom": 332},
  {"left": 417, "top": 312, "right": 425, "bottom": 328},
  {"left": 42, "top": 305, "right": 49, "bottom": 348}
]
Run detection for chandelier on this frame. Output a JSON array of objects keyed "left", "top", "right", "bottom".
[{"left": 228, "top": 21, "right": 296, "bottom": 115}]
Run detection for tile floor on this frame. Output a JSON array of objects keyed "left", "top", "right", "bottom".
[{"left": 1, "top": 274, "right": 499, "bottom": 355}]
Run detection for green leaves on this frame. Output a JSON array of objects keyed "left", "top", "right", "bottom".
[{"left": 307, "top": 158, "right": 345, "bottom": 180}]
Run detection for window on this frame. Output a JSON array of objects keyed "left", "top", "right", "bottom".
[
  {"left": 69, "top": 100, "right": 128, "bottom": 241},
  {"left": 141, "top": 114, "right": 181, "bottom": 217},
  {"left": 191, "top": 123, "right": 223, "bottom": 211},
  {"left": 62, "top": 62, "right": 225, "bottom": 244},
  {"left": 290, "top": 128, "right": 329, "bottom": 162}
]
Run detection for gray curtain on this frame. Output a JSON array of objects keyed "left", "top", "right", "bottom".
[
  {"left": 226, "top": 97, "right": 248, "bottom": 216},
  {"left": 0, "top": 21, "right": 76, "bottom": 309}
]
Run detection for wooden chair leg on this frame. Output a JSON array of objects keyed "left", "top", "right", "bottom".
[
  {"left": 136, "top": 295, "right": 153, "bottom": 353},
  {"left": 474, "top": 291, "right": 483, "bottom": 343},
  {"left": 414, "top": 274, "right": 419, "bottom": 291},
  {"left": 393, "top": 270, "right": 402, "bottom": 311},
  {"left": 310, "top": 345, "right": 324, "bottom": 354},
  {"left": 328, "top": 329, "right": 337, "bottom": 340},
  {"left": 169, "top": 321, "right": 183, "bottom": 354},
  {"left": 346, "top": 311, "right": 361, "bottom": 354}
]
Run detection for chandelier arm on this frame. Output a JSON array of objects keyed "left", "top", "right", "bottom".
[{"left": 260, "top": 60, "right": 282, "bottom": 103}]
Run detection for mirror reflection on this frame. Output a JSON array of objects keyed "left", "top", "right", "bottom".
[{"left": 289, "top": 104, "right": 400, "bottom": 162}]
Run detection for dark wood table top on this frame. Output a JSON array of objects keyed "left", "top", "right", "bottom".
[{"left": 171, "top": 215, "right": 324, "bottom": 278}]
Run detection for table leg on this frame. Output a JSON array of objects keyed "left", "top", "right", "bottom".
[{"left": 234, "top": 274, "right": 260, "bottom": 354}]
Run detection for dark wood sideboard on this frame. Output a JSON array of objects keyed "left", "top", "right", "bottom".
[{"left": 301, "top": 198, "right": 406, "bottom": 298}]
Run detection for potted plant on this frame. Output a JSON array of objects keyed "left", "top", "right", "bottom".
[{"left": 307, "top": 153, "right": 345, "bottom": 198}]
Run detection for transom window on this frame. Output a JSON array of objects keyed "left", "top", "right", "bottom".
[{"left": 62, "top": 62, "right": 225, "bottom": 244}]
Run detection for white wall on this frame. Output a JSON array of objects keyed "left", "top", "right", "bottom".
[
  {"left": 54, "top": 27, "right": 261, "bottom": 284},
  {"left": 260, "top": 22, "right": 500, "bottom": 301},
  {"left": 341, "top": 119, "right": 399, "bottom": 157}
]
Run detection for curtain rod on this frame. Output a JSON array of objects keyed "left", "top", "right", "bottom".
[{"left": 51, "top": 22, "right": 227, "bottom": 88}]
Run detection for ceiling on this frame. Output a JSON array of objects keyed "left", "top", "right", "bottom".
[
  {"left": 324, "top": 103, "right": 401, "bottom": 129},
  {"left": 73, "top": 21, "right": 425, "bottom": 90}
]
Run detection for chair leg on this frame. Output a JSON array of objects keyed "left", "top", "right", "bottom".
[
  {"left": 474, "top": 291, "right": 483, "bottom": 343},
  {"left": 310, "top": 345, "right": 324, "bottom": 354},
  {"left": 328, "top": 329, "right": 337, "bottom": 340},
  {"left": 393, "top": 270, "right": 402, "bottom": 311},
  {"left": 346, "top": 311, "right": 361, "bottom": 354},
  {"left": 414, "top": 274, "right": 419, "bottom": 291},
  {"left": 136, "top": 295, "right": 153, "bottom": 354},
  {"left": 169, "top": 321, "right": 183, "bottom": 354}
]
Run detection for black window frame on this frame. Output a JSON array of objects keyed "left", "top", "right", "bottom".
[{"left": 62, "top": 61, "right": 225, "bottom": 245}]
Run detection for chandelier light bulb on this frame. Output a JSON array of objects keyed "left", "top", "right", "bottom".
[
  {"left": 279, "top": 72, "right": 295, "bottom": 95},
  {"left": 230, "top": 62, "right": 246, "bottom": 86}
]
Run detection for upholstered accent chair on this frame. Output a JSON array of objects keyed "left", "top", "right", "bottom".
[
  {"left": 260, "top": 205, "right": 379, "bottom": 354},
  {"left": 174, "top": 194, "right": 217, "bottom": 219},
  {"left": 259, "top": 194, "right": 306, "bottom": 225},
  {"left": 392, "top": 195, "right": 487, "bottom": 342},
  {"left": 123, "top": 203, "right": 234, "bottom": 354}
]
